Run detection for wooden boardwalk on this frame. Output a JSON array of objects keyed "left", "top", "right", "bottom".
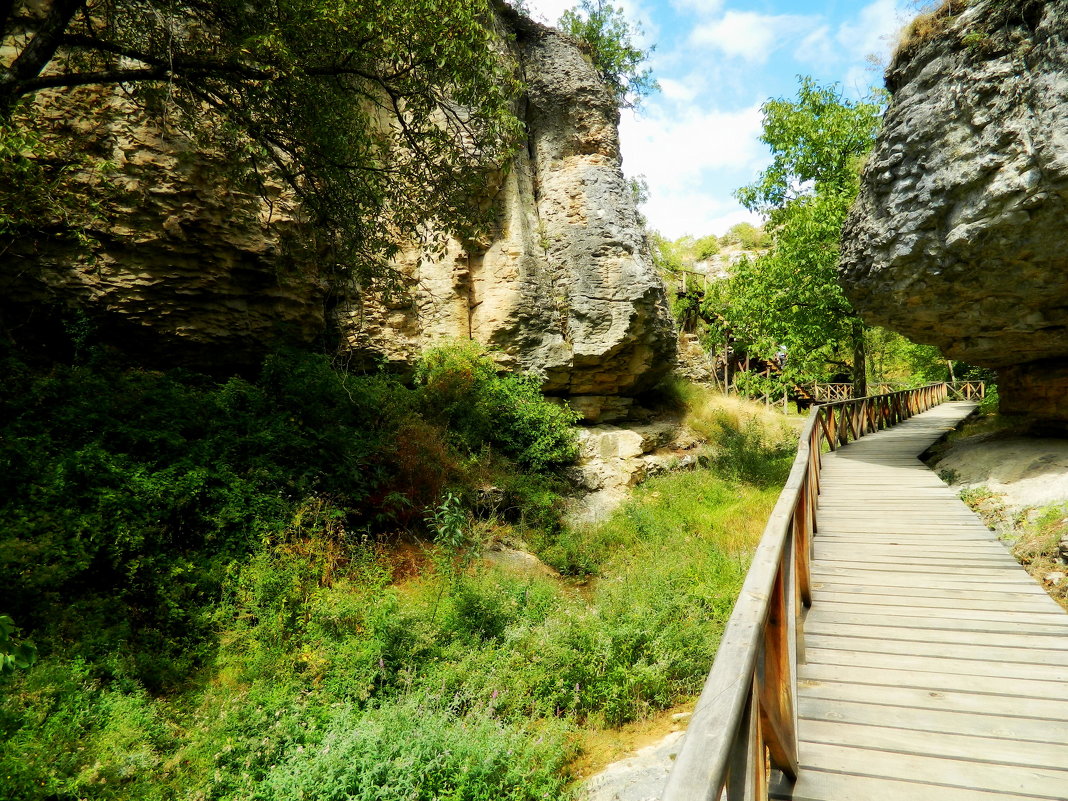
[{"left": 776, "top": 401, "right": 1068, "bottom": 801}]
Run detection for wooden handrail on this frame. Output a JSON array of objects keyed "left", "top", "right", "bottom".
[
  {"left": 946, "top": 380, "right": 986, "bottom": 401},
  {"left": 661, "top": 383, "right": 949, "bottom": 801}
]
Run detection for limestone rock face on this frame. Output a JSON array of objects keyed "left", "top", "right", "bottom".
[
  {"left": 347, "top": 13, "right": 676, "bottom": 397},
  {"left": 839, "top": 0, "right": 1068, "bottom": 421},
  {"left": 0, "top": 88, "right": 323, "bottom": 367},
  {"left": 2, "top": 10, "right": 674, "bottom": 400}
]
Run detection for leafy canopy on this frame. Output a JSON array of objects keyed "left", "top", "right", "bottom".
[
  {"left": 558, "top": 0, "right": 657, "bottom": 109},
  {"left": 717, "top": 77, "right": 883, "bottom": 385},
  {"left": 0, "top": 0, "right": 523, "bottom": 281}
]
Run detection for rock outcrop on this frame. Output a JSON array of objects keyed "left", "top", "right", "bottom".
[
  {"left": 0, "top": 9, "right": 674, "bottom": 404},
  {"left": 345, "top": 11, "right": 675, "bottom": 397},
  {"left": 839, "top": 0, "right": 1068, "bottom": 423}
]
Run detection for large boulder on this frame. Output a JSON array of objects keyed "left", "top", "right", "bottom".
[
  {"left": 839, "top": 0, "right": 1068, "bottom": 423},
  {"left": 0, "top": 8, "right": 675, "bottom": 403}
]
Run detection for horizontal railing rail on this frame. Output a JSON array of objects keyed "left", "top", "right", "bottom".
[
  {"left": 661, "top": 383, "right": 949, "bottom": 801},
  {"left": 946, "top": 380, "right": 986, "bottom": 401}
]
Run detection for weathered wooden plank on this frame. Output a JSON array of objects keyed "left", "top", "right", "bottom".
[
  {"left": 810, "top": 589, "right": 1066, "bottom": 615},
  {"left": 804, "top": 605, "right": 1068, "bottom": 633},
  {"left": 793, "top": 741, "right": 1068, "bottom": 798},
  {"left": 799, "top": 697, "right": 1068, "bottom": 744},
  {"left": 807, "top": 599, "right": 1068, "bottom": 627},
  {"left": 798, "top": 661, "right": 1068, "bottom": 701},
  {"left": 797, "top": 676, "right": 1068, "bottom": 719},
  {"left": 777, "top": 769, "right": 1054, "bottom": 801},
  {"left": 798, "top": 718, "right": 1068, "bottom": 771},
  {"left": 805, "top": 646, "right": 1068, "bottom": 682},
  {"left": 803, "top": 619, "right": 1068, "bottom": 650},
  {"left": 811, "top": 565, "right": 1042, "bottom": 587},
  {"left": 809, "top": 581, "right": 1050, "bottom": 602},
  {"left": 805, "top": 631, "right": 1068, "bottom": 666}
]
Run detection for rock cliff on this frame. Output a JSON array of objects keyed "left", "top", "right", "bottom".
[
  {"left": 839, "top": 0, "right": 1068, "bottom": 423},
  {"left": 0, "top": 8, "right": 675, "bottom": 405}
]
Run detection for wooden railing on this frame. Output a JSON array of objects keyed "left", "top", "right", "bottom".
[
  {"left": 812, "top": 381, "right": 985, "bottom": 404},
  {"left": 947, "top": 380, "right": 986, "bottom": 401},
  {"left": 661, "top": 383, "right": 949, "bottom": 801}
]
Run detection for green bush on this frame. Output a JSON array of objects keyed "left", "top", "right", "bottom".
[
  {"left": 416, "top": 341, "right": 579, "bottom": 471},
  {"left": 255, "top": 697, "right": 574, "bottom": 801}
]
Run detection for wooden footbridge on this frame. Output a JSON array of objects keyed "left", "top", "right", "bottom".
[{"left": 663, "top": 385, "right": 1068, "bottom": 801}]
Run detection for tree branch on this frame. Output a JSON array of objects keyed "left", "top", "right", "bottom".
[
  {"left": 0, "top": 0, "right": 15, "bottom": 42},
  {"left": 1, "top": 0, "right": 86, "bottom": 112},
  {"left": 21, "top": 66, "right": 171, "bottom": 92}
]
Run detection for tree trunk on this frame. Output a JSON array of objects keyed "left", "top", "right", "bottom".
[
  {"left": 947, "top": 359, "right": 956, "bottom": 383},
  {"left": 851, "top": 320, "right": 867, "bottom": 398}
]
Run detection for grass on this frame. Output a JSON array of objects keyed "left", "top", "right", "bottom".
[
  {"left": 0, "top": 351, "right": 794, "bottom": 799},
  {"left": 1009, "top": 503, "right": 1068, "bottom": 610},
  {"left": 894, "top": 0, "right": 970, "bottom": 60}
]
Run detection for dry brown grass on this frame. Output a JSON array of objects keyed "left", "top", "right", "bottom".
[
  {"left": 1011, "top": 503, "right": 1068, "bottom": 610},
  {"left": 895, "top": 0, "right": 970, "bottom": 59}
]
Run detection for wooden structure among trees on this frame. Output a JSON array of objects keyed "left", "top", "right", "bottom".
[{"left": 663, "top": 388, "right": 1068, "bottom": 800}]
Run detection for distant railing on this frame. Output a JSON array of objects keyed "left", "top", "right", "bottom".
[
  {"left": 947, "top": 380, "right": 986, "bottom": 401},
  {"left": 810, "top": 381, "right": 984, "bottom": 404},
  {"left": 661, "top": 383, "right": 949, "bottom": 801}
]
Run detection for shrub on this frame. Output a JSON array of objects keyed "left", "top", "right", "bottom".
[
  {"left": 416, "top": 341, "right": 579, "bottom": 471},
  {"left": 254, "top": 697, "right": 574, "bottom": 801}
]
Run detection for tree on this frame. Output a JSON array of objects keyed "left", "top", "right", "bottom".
[
  {"left": 722, "top": 77, "right": 883, "bottom": 395},
  {"left": 0, "top": 0, "right": 523, "bottom": 282},
  {"left": 558, "top": 0, "right": 657, "bottom": 109}
]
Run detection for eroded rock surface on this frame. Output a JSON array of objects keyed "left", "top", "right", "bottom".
[
  {"left": 1, "top": 9, "right": 675, "bottom": 402},
  {"left": 839, "top": 0, "right": 1068, "bottom": 422},
  {"left": 347, "top": 11, "right": 675, "bottom": 397}
]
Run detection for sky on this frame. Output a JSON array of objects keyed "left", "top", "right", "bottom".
[{"left": 520, "top": 0, "right": 922, "bottom": 239}]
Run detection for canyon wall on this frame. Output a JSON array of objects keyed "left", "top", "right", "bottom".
[
  {"left": 840, "top": 0, "right": 1068, "bottom": 423},
  {"left": 0, "top": 8, "right": 675, "bottom": 412}
]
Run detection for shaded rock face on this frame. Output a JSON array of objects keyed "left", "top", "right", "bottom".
[
  {"left": 0, "top": 89, "right": 323, "bottom": 368},
  {"left": 1, "top": 11, "right": 675, "bottom": 400},
  {"left": 839, "top": 0, "right": 1068, "bottom": 421},
  {"left": 347, "top": 14, "right": 675, "bottom": 397}
]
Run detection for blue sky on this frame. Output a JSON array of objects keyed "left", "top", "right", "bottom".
[{"left": 522, "top": 0, "right": 920, "bottom": 238}]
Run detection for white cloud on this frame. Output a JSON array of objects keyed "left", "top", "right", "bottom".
[
  {"left": 619, "top": 103, "right": 768, "bottom": 238},
  {"left": 658, "top": 77, "right": 699, "bottom": 103},
  {"left": 670, "top": 0, "right": 723, "bottom": 15},
  {"left": 793, "top": 0, "right": 910, "bottom": 76},
  {"left": 837, "top": 0, "right": 909, "bottom": 63},
  {"left": 519, "top": 0, "right": 573, "bottom": 26},
  {"left": 620, "top": 103, "right": 764, "bottom": 187},
  {"left": 794, "top": 25, "right": 835, "bottom": 69},
  {"left": 691, "top": 11, "right": 816, "bottom": 64}
]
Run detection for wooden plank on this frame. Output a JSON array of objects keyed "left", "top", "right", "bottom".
[
  {"left": 807, "top": 600, "right": 1068, "bottom": 628},
  {"left": 797, "top": 677, "right": 1068, "bottom": 720},
  {"left": 809, "top": 581, "right": 1051, "bottom": 603},
  {"left": 798, "top": 718, "right": 1068, "bottom": 771},
  {"left": 803, "top": 619, "right": 1068, "bottom": 650},
  {"left": 799, "top": 661, "right": 1068, "bottom": 701},
  {"left": 805, "top": 631, "right": 1068, "bottom": 666},
  {"left": 793, "top": 741, "right": 1068, "bottom": 798},
  {"left": 810, "top": 589, "right": 1066, "bottom": 615},
  {"left": 777, "top": 768, "right": 1055, "bottom": 801},
  {"left": 811, "top": 566, "right": 1042, "bottom": 587},
  {"left": 812, "top": 559, "right": 1022, "bottom": 574},
  {"left": 799, "top": 696, "right": 1068, "bottom": 744},
  {"left": 805, "top": 646, "right": 1068, "bottom": 682}
]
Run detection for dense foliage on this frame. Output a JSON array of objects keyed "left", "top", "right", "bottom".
[
  {"left": 0, "top": 0, "right": 522, "bottom": 281},
  {"left": 720, "top": 77, "right": 884, "bottom": 393},
  {"left": 558, "top": 0, "right": 657, "bottom": 109},
  {"left": 0, "top": 338, "right": 790, "bottom": 800}
]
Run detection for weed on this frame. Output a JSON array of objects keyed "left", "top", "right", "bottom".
[{"left": 959, "top": 485, "right": 1009, "bottom": 530}]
